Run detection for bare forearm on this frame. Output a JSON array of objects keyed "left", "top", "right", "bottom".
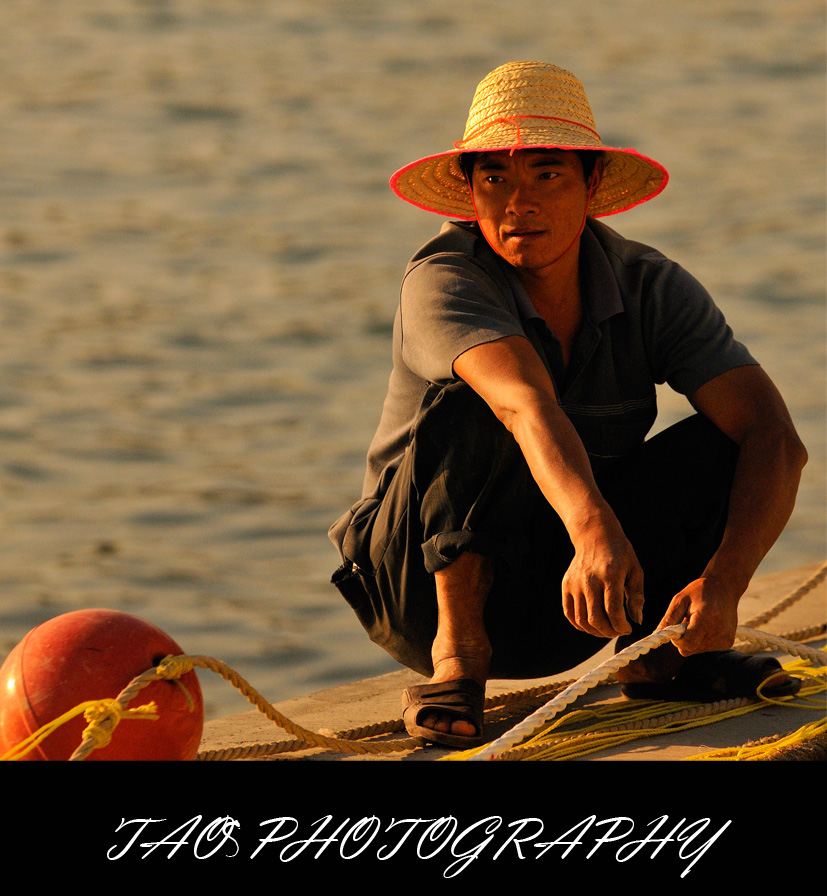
[
  {"left": 455, "top": 337, "right": 611, "bottom": 534},
  {"left": 688, "top": 366, "right": 808, "bottom": 604},
  {"left": 704, "top": 422, "right": 807, "bottom": 599},
  {"left": 502, "top": 389, "right": 613, "bottom": 535}
]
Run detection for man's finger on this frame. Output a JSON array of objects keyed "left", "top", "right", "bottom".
[
  {"left": 658, "top": 593, "right": 690, "bottom": 630},
  {"left": 604, "top": 581, "right": 632, "bottom": 635},
  {"left": 625, "top": 587, "right": 644, "bottom": 626},
  {"left": 565, "top": 589, "right": 610, "bottom": 637},
  {"left": 625, "top": 566, "right": 645, "bottom": 625}
]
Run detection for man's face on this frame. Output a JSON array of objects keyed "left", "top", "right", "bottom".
[{"left": 469, "top": 149, "right": 594, "bottom": 277}]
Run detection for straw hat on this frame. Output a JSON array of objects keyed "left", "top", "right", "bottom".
[{"left": 390, "top": 61, "right": 668, "bottom": 219}]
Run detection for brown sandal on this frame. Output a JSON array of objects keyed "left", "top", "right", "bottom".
[
  {"left": 402, "top": 678, "right": 485, "bottom": 749},
  {"left": 620, "top": 650, "right": 802, "bottom": 702}
]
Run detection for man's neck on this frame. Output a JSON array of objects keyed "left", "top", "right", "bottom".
[
  {"left": 518, "top": 247, "right": 582, "bottom": 318},
  {"left": 521, "top": 264, "right": 583, "bottom": 368}
]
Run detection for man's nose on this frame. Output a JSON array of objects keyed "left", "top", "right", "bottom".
[{"left": 506, "top": 181, "right": 540, "bottom": 215}]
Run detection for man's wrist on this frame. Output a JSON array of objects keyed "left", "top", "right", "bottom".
[
  {"left": 698, "top": 564, "right": 749, "bottom": 609},
  {"left": 566, "top": 502, "right": 622, "bottom": 546}
]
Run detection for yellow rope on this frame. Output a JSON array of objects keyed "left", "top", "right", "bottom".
[
  {"left": 7, "top": 648, "right": 823, "bottom": 762},
  {"left": 687, "top": 718, "right": 827, "bottom": 761},
  {"left": 444, "top": 651, "right": 826, "bottom": 761},
  {"left": 684, "top": 655, "right": 827, "bottom": 760},
  {"left": 444, "top": 660, "right": 825, "bottom": 761},
  {"left": 1, "top": 699, "right": 159, "bottom": 761}
]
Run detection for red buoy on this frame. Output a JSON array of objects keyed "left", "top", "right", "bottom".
[{"left": 0, "top": 609, "right": 204, "bottom": 761}]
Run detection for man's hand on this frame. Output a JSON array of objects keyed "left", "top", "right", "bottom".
[
  {"left": 657, "top": 574, "right": 740, "bottom": 656},
  {"left": 562, "top": 515, "right": 645, "bottom": 638}
]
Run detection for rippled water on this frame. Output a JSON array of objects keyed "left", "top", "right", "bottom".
[{"left": 0, "top": 0, "right": 824, "bottom": 720}]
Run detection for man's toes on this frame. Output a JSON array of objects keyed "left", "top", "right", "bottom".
[
  {"left": 419, "top": 712, "right": 449, "bottom": 734},
  {"left": 419, "top": 712, "right": 476, "bottom": 736},
  {"left": 449, "top": 718, "right": 478, "bottom": 737},
  {"left": 761, "top": 670, "right": 790, "bottom": 689}
]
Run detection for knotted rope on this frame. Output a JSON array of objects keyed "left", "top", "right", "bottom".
[{"left": 1, "top": 699, "right": 160, "bottom": 762}]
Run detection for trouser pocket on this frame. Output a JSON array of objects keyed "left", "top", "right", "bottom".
[{"left": 331, "top": 560, "right": 371, "bottom": 612}]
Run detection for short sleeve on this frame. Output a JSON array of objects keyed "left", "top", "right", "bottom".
[
  {"left": 399, "top": 253, "right": 527, "bottom": 384},
  {"left": 641, "top": 261, "right": 757, "bottom": 397}
]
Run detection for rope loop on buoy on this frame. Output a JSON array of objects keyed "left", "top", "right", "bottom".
[{"left": 156, "top": 655, "right": 196, "bottom": 679}]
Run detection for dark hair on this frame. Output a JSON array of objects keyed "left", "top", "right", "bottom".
[{"left": 459, "top": 149, "right": 603, "bottom": 184}]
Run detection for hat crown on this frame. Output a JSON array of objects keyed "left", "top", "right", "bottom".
[{"left": 462, "top": 61, "right": 599, "bottom": 147}]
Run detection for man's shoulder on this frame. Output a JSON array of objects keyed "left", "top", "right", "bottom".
[
  {"left": 402, "top": 220, "right": 514, "bottom": 302},
  {"left": 406, "top": 220, "right": 495, "bottom": 270},
  {"left": 586, "top": 218, "right": 671, "bottom": 270},
  {"left": 586, "top": 218, "right": 707, "bottom": 307}
]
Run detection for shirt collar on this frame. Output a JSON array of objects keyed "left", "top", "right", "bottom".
[{"left": 579, "top": 221, "right": 624, "bottom": 324}]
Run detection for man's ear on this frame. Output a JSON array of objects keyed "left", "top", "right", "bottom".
[{"left": 590, "top": 156, "right": 605, "bottom": 190}]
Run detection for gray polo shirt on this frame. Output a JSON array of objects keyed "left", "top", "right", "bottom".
[{"left": 346, "top": 217, "right": 755, "bottom": 517}]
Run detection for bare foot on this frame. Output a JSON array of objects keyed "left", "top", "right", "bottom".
[
  {"left": 415, "top": 550, "right": 494, "bottom": 741},
  {"left": 418, "top": 648, "right": 491, "bottom": 739}
]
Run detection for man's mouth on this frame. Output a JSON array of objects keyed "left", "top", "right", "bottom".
[{"left": 504, "top": 228, "right": 544, "bottom": 238}]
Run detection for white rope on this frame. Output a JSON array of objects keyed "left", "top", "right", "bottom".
[
  {"left": 734, "top": 626, "right": 827, "bottom": 665},
  {"left": 470, "top": 624, "right": 686, "bottom": 761},
  {"left": 469, "top": 624, "right": 826, "bottom": 762}
]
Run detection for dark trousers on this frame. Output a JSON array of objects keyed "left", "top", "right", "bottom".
[{"left": 333, "top": 382, "right": 738, "bottom": 679}]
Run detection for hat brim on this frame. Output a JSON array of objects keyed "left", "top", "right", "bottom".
[{"left": 390, "top": 144, "right": 669, "bottom": 219}]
